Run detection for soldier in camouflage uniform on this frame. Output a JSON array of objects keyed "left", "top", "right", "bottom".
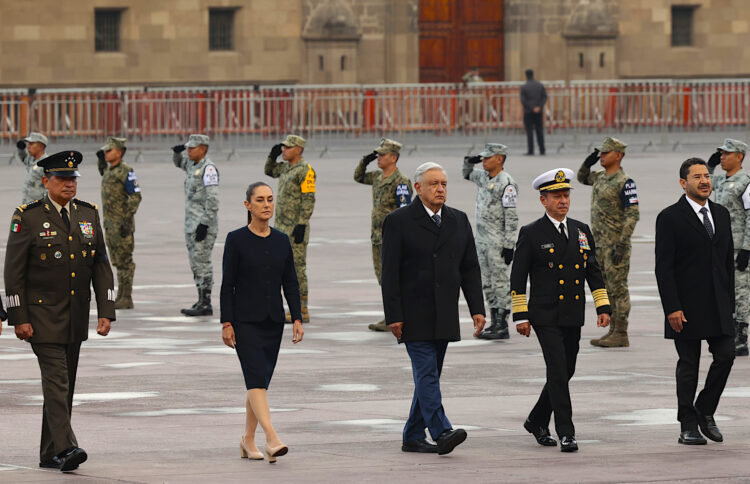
[
  {"left": 707, "top": 138, "right": 750, "bottom": 356},
  {"left": 462, "top": 143, "right": 519, "bottom": 339},
  {"left": 172, "top": 134, "right": 220, "bottom": 316},
  {"left": 354, "top": 138, "right": 413, "bottom": 331},
  {"left": 265, "top": 134, "right": 316, "bottom": 322},
  {"left": 16, "top": 132, "right": 49, "bottom": 204},
  {"left": 96, "top": 137, "right": 142, "bottom": 309},
  {"left": 577, "top": 137, "right": 640, "bottom": 347}
]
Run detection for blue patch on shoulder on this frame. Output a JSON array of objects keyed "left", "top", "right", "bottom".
[{"left": 395, "top": 184, "right": 411, "bottom": 207}]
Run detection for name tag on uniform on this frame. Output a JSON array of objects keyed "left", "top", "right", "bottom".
[{"left": 541, "top": 243, "right": 555, "bottom": 249}]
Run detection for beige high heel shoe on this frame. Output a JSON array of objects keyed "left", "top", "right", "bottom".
[
  {"left": 264, "top": 443, "right": 288, "bottom": 464},
  {"left": 240, "top": 438, "right": 264, "bottom": 460}
]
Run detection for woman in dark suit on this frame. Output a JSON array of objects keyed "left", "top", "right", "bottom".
[{"left": 220, "top": 181, "right": 304, "bottom": 463}]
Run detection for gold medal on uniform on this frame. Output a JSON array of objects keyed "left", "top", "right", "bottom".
[
  {"left": 548, "top": 262, "right": 553, "bottom": 268},
  {"left": 54, "top": 251, "right": 62, "bottom": 259},
  {"left": 82, "top": 250, "right": 87, "bottom": 258},
  {"left": 40, "top": 253, "right": 46, "bottom": 261},
  {"left": 43, "top": 222, "right": 50, "bottom": 229}
]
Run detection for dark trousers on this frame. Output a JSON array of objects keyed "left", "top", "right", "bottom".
[
  {"left": 528, "top": 325, "right": 580, "bottom": 437},
  {"left": 673, "top": 336, "right": 734, "bottom": 430},
  {"left": 403, "top": 340, "right": 451, "bottom": 442},
  {"left": 523, "top": 111, "right": 545, "bottom": 155},
  {"left": 31, "top": 342, "right": 81, "bottom": 461}
]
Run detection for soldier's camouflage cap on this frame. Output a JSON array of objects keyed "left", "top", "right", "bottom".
[
  {"left": 532, "top": 167, "right": 575, "bottom": 192},
  {"left": 479, "top": 143, "right": 508, "bottom": 157},
  {"left": 374, "top": 138, "right": 402, "bottom": 154},
  {"left": 595, "top": 137, "right": 627, "bottom": 153},
  {"left": 185, "top": 134, "right": 210, "bottom": 148},
  {"left": 24, "top": 132, "right": 48, "bottom": 146},
  {"left": 100, "top": 136, "right": 126, "bottom": 151},
  {"left": 718, "top": 138, "right": 747, "bottom": 154},
  {"left": 281, "top": 134, "right": 306, "bottom": 148},
  {"left": 37, "top": 150, "right": 82, "bottom": 177}
]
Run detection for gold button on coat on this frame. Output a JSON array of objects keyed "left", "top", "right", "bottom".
[
  {"left": 70, "top": 290, "right": 75, "bottom": 295},
  {"left": 559, "top": 295, "right": 564, "bottom": 300},
  {"left": 559, "top": 279, "right": 564, "bottom": 284},
  {"left": 70, "top": 254, "right": 75, "bottom": 259}
]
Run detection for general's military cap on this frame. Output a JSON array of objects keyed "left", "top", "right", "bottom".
[
  {"left": 595, "top": 137, "right": 627, "bottom": 153},
  {"left": 281, "top": 134, "right": 306, "bottom": 148},
  {"left": 37, "top": 150, "right": 82, "bottom": 177},
  {"left": 100, "top": 136, "right": 126, "bottom": 151},
  {"left": 717, "top": 138, "right": 747, "bottom": 154},
  {"left": 479, "top": 142, "right": 509, "bottom": 157},
  {"left": 185, "top": 134, "right": 210, "bottom": 148},
  {"left": 374, "top": 138, "right": 402, "bottom": 154},
  {"left": 24, "top": 132, "right": 48, "bottom": 146},
  {"left": 532, "top": 168, "right": 575, "bottom": 192}
]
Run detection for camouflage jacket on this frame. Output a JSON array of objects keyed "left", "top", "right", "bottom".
[
  {"left": 17, "top": 147, "right": 47, "bottom": 204},
  {"left": 354, "top": 158, "right": 412, "bottom": 245},
  {"left": 710, "top": 167, "right": 750, "bottom": 251},
  {"left": 463, "top": 162, "right": 519, "bottom": 249},
  {"left": 100, "top": 160, "right": 142, "bottom": 232},
  {"left": 577, "top": 164, "right": 640, "bottom": 247},
  {"left": 173, "top": 153, "right": 220, "bottom": 234},
  {"left": 264, "top": 156, "right": 316, "bottom": 234}
]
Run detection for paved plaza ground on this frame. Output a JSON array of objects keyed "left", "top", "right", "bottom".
[{"left": 1, "top": 132, "right": 750, "bottom": 483}]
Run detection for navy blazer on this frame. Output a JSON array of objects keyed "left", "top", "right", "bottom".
[
  {"left": 219, "top": 227, "right": 301, "bottom": 324},
  {"left": 655, "top": 195, "right": 734, "bottom": 339},
  {"left": 381, "top": 197, "right": 485, "bottom": 342}
]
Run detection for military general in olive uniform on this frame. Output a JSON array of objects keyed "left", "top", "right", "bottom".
[
  {"left": 463, "top": 143, "right": 519, "bottom": 339},
  {"left": 16, "top": 132, "right": 49, "bottom": 204},
  {"left": 4, "top": 151, "right": 115, "bottom": 472},
  {"left": 577, "top": 137, "right": 640, "bottom": 347},
  {"left": 354, "top": 138, "right": 412, "bottom": 331},
  {"left": 265, "top": 134, "right": 316, "bottom": 322},
  {"left": 172, "top": 134, "right": 220, "bottom": 316},
  {"left": 96, "top": 137, "right": 142, "bottom": 309},
  {"left": 707, "top": 138, "right": 750, "bottom": 356}
]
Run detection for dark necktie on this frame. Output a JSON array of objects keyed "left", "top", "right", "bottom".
[
  {"left": 559, "top": 222, "right": 567, "bottom": 241},
  {"left": 700, "top": 207, "right": 714, "bottom": 238},
  {"left": 432, "top": 213, "right": 441, "bottom": 228},
  {"left": 61, "top": 207, "right": 70, "bottom": 231}
]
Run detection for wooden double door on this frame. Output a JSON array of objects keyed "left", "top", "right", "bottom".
[{"left": 419, "top": 0, "right": 504, "bottom": 83}]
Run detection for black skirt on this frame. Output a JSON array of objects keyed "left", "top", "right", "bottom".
[{"left": 234, "top": 318, "right": 285, "bottom": 390}]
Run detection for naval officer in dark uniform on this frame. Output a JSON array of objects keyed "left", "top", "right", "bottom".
[
  {"left": 4, "top": 151, "right": 116, "bottom": 472},
  {"left": 510, "top": 168, "right": 611, "bottom": 452}
]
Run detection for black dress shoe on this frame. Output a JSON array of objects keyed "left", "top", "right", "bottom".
[
  {"left": 695, "top": 409, "right": 723, "bottom": 442},
  {"left": 402, "top": 439, "right": 438, "bottom": 453},
  {"left": 560, "top": 435, "right": 578, "bottom": 452},
  {"left": 57, "top": 447, "right": 87, "bottom": 472},
  {"left": 39, "top": 458, "right": 60, "bottom": 469},
  {"left": 436, "top": 428, "right": 467, "bottom": 455},
  {"left": 523, "top": 419, "right": 557, "bottom": 446},
  {"left": 678, "top": 429, "right": 707, "bottom": 445}
]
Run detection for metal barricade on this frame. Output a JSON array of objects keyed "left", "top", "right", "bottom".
[
  {"left": 30, "top": 92, "right": 123, "bottom": 140},
  {"left": 0, "top": 92, "right": 30, "bottom": 147}
]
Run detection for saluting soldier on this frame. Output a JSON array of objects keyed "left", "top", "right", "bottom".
[
  {"left": 96, "top": 137, "right": 142, "bottom": 309},
  {"left": 354, "top": 138, "right": 412, "bottom": 331},
  {"left": 265, "top": 134, "right": 316, "bottom": 322},
  {"left": 463, "top": 143, "right": 518, "bottom": 339},
  {"left": 4, "top": 151, "right": 116, "bottom": 472},
  {"left": 707, "top": 138, "right": 750, "bottom": 356},
  {"left": 511, "top": 168, "right": 611, "bottom": 453},
  {"left": 172, "top": 134, "right": 220, "bottom": 316},
  {"left": 16, "top": 132, "right": 49, "bottom": 203},
  {"left": 577, "top": 137, "right": 639, "bottom": 347}
]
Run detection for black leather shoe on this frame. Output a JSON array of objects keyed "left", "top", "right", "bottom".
[
  {"left": 560, "top": 435, "right": 578, "bottom": 452},
  {"left": 523, "top": 419, "right": 557, "bottom": 446},
  {"left": 57, "top": 447, "right": 87, "bottom": 472},
  {"left": 695, "top": 409, "right": 723, "bottom": 442},
  {"left": 39, "top": 458, "right": 60, "bottom": 469},
  {"left": 436, "top": 429, "right": 467, "bottom": 455},
  {"left": 678, "top": 429, "right": 707, "bottom": 445},
  {"left": 402, "top": 439, "right": 438, "bottom": 453}
]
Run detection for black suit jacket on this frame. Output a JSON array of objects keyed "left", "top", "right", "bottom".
[
  {"left": 510, "top": 214, "right": 611, "bottom": 327},
  {"left": 381, "top": 197, "right": 485, "bottom": 342},
  {"left": 655, "top": 196, "right": 734, "bottom": 339}
]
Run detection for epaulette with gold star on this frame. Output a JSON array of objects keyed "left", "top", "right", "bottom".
[
  {"left": 73, "top": 198, "right": 98, "bottom": 211},
  {"left": 16, "top": 199, "right": 42, "bottom": 213}
]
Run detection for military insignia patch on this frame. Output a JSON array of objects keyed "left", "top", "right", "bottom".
[
  {"left": 11, "top": 222, "right": 21, "bottom": 233},
  {"left": 301, "top": 165, "right": 316, "bottom": 193},
  {"left": 202, "top": 165, "right": 219, "bottom": 187},
  {"left": 79, "top": 221, "right": 94, "bottom": 237},
  {"left": 501, "top": 185, "right": 517, "bottom": 208},
  {"left": 43, "top": 222, "right": 50, "bottom": 228},
  {"left": 395, "top": 184, "right": 411, "bottom": 207},
  {"left": 578, "top": 229, "right": 591, "bottom": 250},
  {"left": 555, "top": 170, "right": 565, "bottom": 182},
  {"left": 54, "top": 251, "right": 62, "bottom": 259}
]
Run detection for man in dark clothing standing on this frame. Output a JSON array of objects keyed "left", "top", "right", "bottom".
[{"left": 520, "top": 69, "right": 547, "bottom": 156}]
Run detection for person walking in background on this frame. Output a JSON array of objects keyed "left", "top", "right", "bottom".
[
  {"left": 655, "top": 158, "right": 735, "bottom": 445},
  {"left": 520, "top": 69, "right": 547, "bottom": 156},
  {"left": 16, "top": 132, "right": 49, "bottom": 203},
  {"left": 220, "top": 182, "right": 304, "bottom": 464}
]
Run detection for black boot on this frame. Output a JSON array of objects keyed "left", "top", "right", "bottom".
[
  {"left": 496, "top": 309, "right": 510, "bottom": 339},
  {"left": 478, "top": 308, "right": 502, "bottom": 340},
  {"left": 180, "top": 287, "right": 202, "bottom": 315},
  {"left": 737, "top": 321, "right": 749, "bottom": 357},
  {"left": 183, "top": 288, "right": 213, "bottom": 316}
]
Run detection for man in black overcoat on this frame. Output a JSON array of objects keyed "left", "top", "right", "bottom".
[
  {"left": 381, "top": 162, "right": 485, "bottom": 456},
  {"left": 510, "top": 168, "right": 611, "bottom": 452},
  {"left": 655, "top": 157, "right": 735, "bottom": 445}
]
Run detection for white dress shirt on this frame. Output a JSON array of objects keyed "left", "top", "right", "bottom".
[
  {"left": 684, "top": 195, "right": 714, "bottom": 231},
  {"left": 423, "top": 204, "right": 443, "bottom": 221}
]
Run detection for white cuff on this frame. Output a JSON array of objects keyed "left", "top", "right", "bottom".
[{"left": 515, "top": 319, "right": 529, "bottom": 326}]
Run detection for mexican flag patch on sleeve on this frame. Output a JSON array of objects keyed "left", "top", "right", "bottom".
[{"left": 11, "top": 222, "right": 21, "bottom": 233}]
